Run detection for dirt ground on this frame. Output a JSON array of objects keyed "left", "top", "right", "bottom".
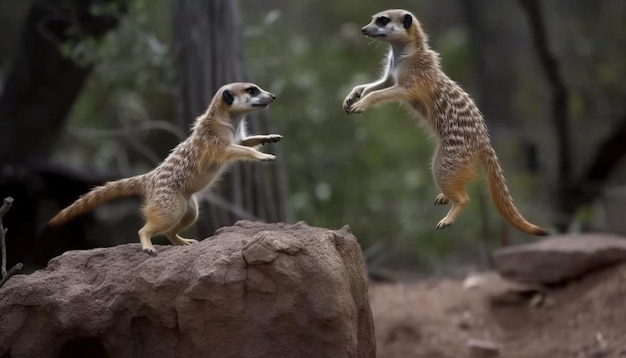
[{"left": 370, "top": 263, "right": 626, "bottom": 358}]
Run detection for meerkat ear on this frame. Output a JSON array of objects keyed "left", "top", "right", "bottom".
[
  {"left": 403, "top": 14, "right": 413, "bottom": 29},
  {"left": 222, "top": 89, "right": 234, "bottom": 105}
]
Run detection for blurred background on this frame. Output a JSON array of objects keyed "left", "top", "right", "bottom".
[{"left": 1, "top": 0, "right": 625, "bottom": 275}]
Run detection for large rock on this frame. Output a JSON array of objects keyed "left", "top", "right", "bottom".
[
  {"left": 0, "top": 221, "right": 375, "bottom": 358},
  {"left": 494, "top": 234, "right": 626, "bottom": 284}
]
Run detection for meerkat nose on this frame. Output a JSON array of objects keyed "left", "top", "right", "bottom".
[
  {"left": 361, "top": 27, "right": 367, "bottom": 33},
  {"left": 269, "top": 93, "right": 276, "bottom": 100}
]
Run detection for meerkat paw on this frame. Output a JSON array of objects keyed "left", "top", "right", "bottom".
[
  {"left": 434, "top": 194, "right": 450, "bottom": 206},
  {"left": 260, "top": 134, "right": 283, "bottom": 145},
  {"left": 347, "top": 100, "right": 368, "bottom": 115},
  {"left": 343, "top": 95, "right": 359, "bottom": 114},
  {"left": 142, "top": 246, "right": 158, "bottom": 256},
  {"left": 343, "top": 87, "right": 365, "bottom": 114},
  {"left": 179, "top": 238, "right": 198, "bottom": 245},
  {"left": 435, "top": 218, "right": 454, "bottom": 230},
  {"left": 258, "top": 152, "right": 277, "bottom": 162},
  {"left": 170, "top": 235, "right": 198, "bottom": 246}
]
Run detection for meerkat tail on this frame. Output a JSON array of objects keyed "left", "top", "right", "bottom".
[
  {"left": 481, "top": 149, "right": 549, "bottom": 236},
  {"left": 48, "top": 175, "right": 146, "bottom": 226}
]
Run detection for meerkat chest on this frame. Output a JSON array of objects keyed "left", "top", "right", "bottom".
[{"left": 385, "top": 50, "right": 400, "bottom": 82}]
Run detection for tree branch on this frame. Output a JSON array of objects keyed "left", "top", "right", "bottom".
[
  {"left": 0, "top": 0, "right": 127, "bottom": 165},
  {"left": 519, "top": 0, "right": 572, "bottom": 231},
  {"left": 0, "top": 263, "right": 23, "bottom": 288},
  {"left": 0, "top": 196, "right": 22, "bottom": 288},
  {"left": 570, "top": 114, "right": 626, "bottom": 209},
  {"left": 1, "top": 196, "right": 14, "bottom": 278}
]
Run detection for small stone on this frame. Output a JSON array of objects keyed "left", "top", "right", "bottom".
[
  {"left": 529, "top": 293, "right": 544, "bottom": 308},
  {"left": 544, "top": 296, "right": 557, "bottom": 307},
  {"left": 494, "top": 234, "right": 626, "bottom": 285},
  {"left": 463, "top": 273, "right": 488, "bottom": 290},
  {"left": 588, "top": 348, "right": 609, "bottom": 358},
  {"left": 457, "top": 319, "right": 471, "bottom": 330},
  {"left": 467, "top": 339, "right": 500, "bottom": 358}
]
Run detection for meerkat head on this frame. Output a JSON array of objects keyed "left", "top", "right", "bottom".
[
  {"left": 361, "top": 9, "right": 426, "bottom": 45},
  {"left": 219, "top": 82, "right": 276, "bottom": 114}
]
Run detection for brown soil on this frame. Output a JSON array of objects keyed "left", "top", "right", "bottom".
[{"left": 370, "top": 264, "right": 626, "bottom": 358}]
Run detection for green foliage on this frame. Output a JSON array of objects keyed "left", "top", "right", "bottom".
[{"left": 56, "top": 0, "right": 177, "bottom": 172}]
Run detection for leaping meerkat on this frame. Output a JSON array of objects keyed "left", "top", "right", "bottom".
[
  {"left": 49, "top": 82, "right": 283, "bottom": 255},
  {"left": 343, "top": 9, "right": 548, "bottom": 236}
]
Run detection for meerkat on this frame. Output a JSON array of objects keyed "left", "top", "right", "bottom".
[
  {"left": 48, "top": 82, "right": 283, "bottom": 255},
  {"left": 343, "top": 9, "right": 548, "bottom": 236}
]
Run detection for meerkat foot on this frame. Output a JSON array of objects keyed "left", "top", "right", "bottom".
[
  {"left": 142, "top": 246, "right": 158, "bottom": 256},
  {"left": 435, "top": 218, "right": 454, "bottom": 230},
  {"left": 434, "top": 193, "right": 450, "bottom": 206},
  {"left": 167, "top": 234, "right": 198, "bottom": 246},
  {"left": 177, "top": 237, "right": 198, "bottom": 245}
]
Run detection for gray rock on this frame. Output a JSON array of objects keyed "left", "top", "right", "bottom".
[
  {"left": 494, "top": 234, "right": 626, "bottom": 284},
  {"left": 0, "top": 221, "right": 375, "bottom": 358}
]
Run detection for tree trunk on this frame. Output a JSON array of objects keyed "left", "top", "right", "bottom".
[
  {"left": 461, "top": 0, "right": 519, "bottom": 129},
  {"left": 0, "top": 0, "right": 127, "bottom": 269},
  {"left": 519, "top": 0, "right": 626, "bottom": 231},
  {"left": 172, "top": 0, "right": 290, "bottom": 237},
  {"left": 0, "top": 0, "right": 127, "bottom": 165}
]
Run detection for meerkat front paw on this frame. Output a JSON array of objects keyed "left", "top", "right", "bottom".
[
  {"left": 347, "top": 100, "right": 368, "bottom": 115},
  {"left": 258, "top": 152, "right": 277, "bottom": 162},
  {"left": 343, "top": 87, "right": 364, "bottom": 114},
  {"left": 260, "top": 134, "right": 283, "bottom": 145}
]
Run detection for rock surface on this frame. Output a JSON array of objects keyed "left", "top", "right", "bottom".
[
  {"left": 494, "top": 234, "right": 626, "bottom": 284},
  {"left": 0, "top": 221, "right": 375, "bottom": 358}
]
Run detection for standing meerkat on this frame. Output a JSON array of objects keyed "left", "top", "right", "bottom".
[
  {"left": 343, "top": 9, "right": 548, "bottom": 235},
  {"left": 49, "top": 82, "right": 283, "bottom": 255}
]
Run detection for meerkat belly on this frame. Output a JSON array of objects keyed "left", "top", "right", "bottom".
[{"left": 182, "top": 163, "right": 225, "bottom": 195}]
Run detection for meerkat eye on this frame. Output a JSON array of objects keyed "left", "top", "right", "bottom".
[
  {"left": 375, "top": 16, "right": 390, "bottom": 27},
  {"left": 245, "top": 87, "right": 259, "bottom": 95}
]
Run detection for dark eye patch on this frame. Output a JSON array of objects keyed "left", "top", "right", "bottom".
[
  {"left": 245, "top": 87, "right": 259, "bottom": 95},
  {"left": 375, "top": 16, "right": 390, "bottom": 27}
]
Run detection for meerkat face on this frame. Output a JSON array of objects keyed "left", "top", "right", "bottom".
[
  {"left": 220, "top": 82, "right": 276, "bottom": 113},
  {"left": 361, "top": 9, "right": 414, "bottom": 42}
]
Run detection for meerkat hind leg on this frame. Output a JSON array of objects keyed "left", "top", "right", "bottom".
[
  {"left": 138, "top": 196, "right": 187, "bottom": 255},
  {"left": 165, "top": 198, "right": 199, "bottom": 246},
  {"left": 433, "top": 161, "right": 475, "bottom": 230}
]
